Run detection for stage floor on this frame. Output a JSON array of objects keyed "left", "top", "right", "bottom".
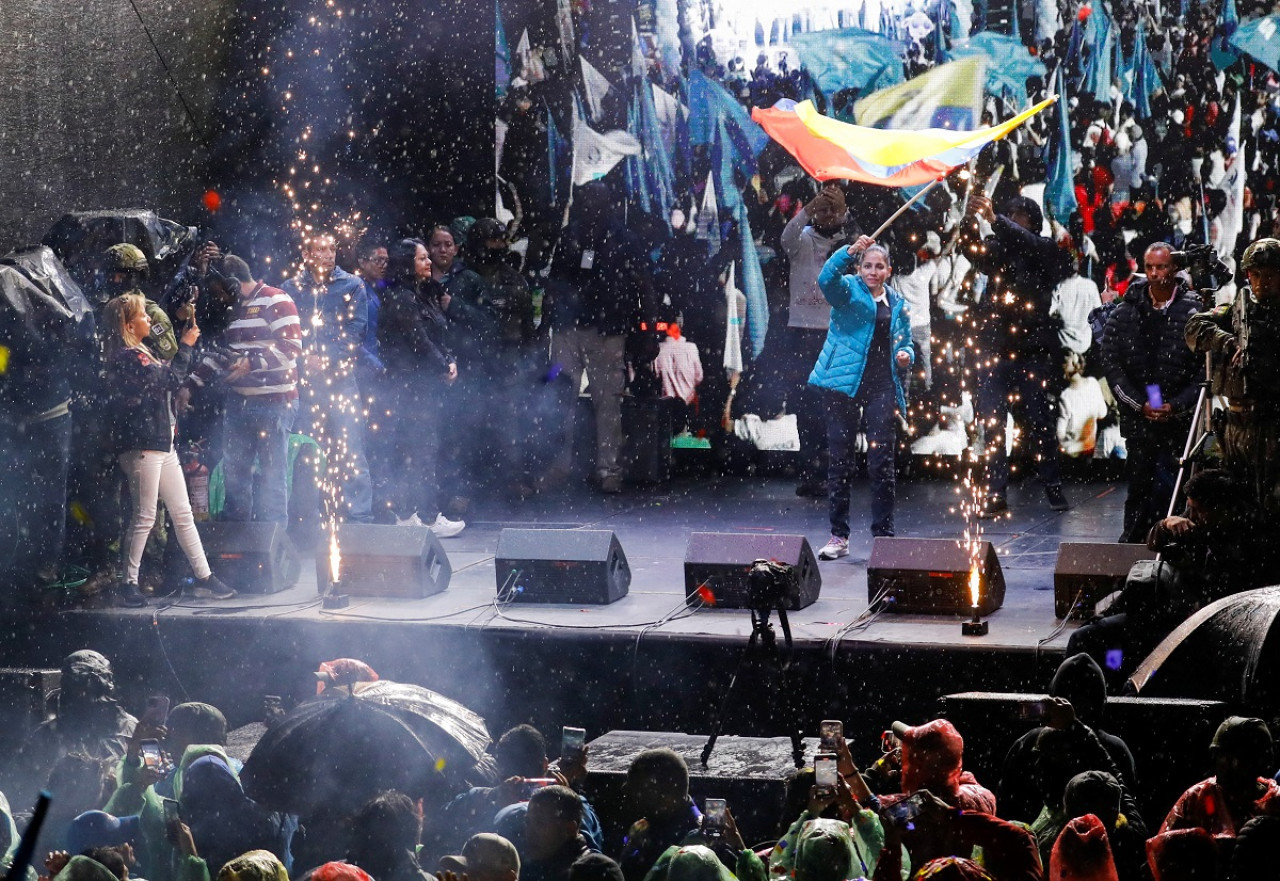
[
  {"left": 0, "top": 471, "right": 1138, "bottom": 752},
  {"left": 97, "top": 472, "right": 1124, "bottom": 652}
]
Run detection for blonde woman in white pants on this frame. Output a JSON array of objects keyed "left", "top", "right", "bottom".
[{"left": 103, "top": 293, "right": 237, "bottom": 606}]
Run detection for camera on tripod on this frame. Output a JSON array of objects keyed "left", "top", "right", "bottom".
[
  {"left": 1171, "top": 244, "right": 1231, "bottom": 295},
  {"left": 747, "top": 558, "right": 799, "bottom": 611}
]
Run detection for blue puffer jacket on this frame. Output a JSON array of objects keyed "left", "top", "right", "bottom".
[{"left": 807, "top": 248, "right": 914, "bottom": 412}]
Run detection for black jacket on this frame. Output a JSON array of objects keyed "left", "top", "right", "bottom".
[
  {"left": 1101, "top": 278, "right": 1202, "bottom": 418},
  {"left": 105, "top": 343, "right": 195, "bottom": 453},
  {"left": 967, "top": 215, "right": 1073, "bottom": 357},
  {"left": 377, "top": 278, "right": 454, "bottom": 377},
  {"left": 548, "top": 225, "right": 659, "bottom": 336}
]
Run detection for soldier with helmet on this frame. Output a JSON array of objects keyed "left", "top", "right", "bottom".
[{"left": 1186, "top": 237, "right": 1280, "bottom": 519}]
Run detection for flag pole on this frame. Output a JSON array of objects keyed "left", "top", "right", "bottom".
[{"left": 868, "top": 175, "right": 946, "bottom": 240}]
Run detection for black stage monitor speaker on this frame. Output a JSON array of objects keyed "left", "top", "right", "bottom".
[
  {"left": 316, "top": 523, "right": 451, "bottom": 599},
  {"left": 197, "top": 521, "right": 300, "bottom": 594},
  {"left": 868, "top": 537, "right": 1005, "bottom": 616},
  {"left": 495, "top": 528, "right": 630, "bottom": 604},
  {"left": 683, "top": 533, "right": 821, "bottom": 610},
  {"left": 1054, "top": 541, "right": 1156, "bottom": 619}
]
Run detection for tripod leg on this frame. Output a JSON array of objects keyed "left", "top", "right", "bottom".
[{"left": 701, "top": 628, "right": 762, "bottom": 767}]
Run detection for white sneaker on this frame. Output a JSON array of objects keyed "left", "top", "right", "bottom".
[
  {"left": 429, "top": 512, "right": 466, "bottom": 538},
  {"left": 396, "top": 513, "right": 426, "bottom": 528},
  {"left": 817, "top": 535, "right": 849, "bottom": 560}
]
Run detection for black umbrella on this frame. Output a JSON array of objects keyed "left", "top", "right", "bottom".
[
  {"left": 1129, "top": 585, "right": 1280, "bottom": 710},
  {"left": 240, "top": 681, "right": 494, "bottom": 814}
]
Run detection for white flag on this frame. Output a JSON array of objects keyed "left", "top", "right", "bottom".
[
  {"left": 1217, "top": 94, "right": 1246, "bottom": 262},
  {"left": 572, "top": 108, "right": 641, "bottom": 185},
  {"left": 515, "top": 29, "right": 546, "bottom": 84},
  {"left": 580, "top": 57, "right": 614, "bottom": 123}
]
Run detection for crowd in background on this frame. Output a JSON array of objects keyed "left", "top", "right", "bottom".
[{"left": 1, "top": 647, "right": 1279, "bottom": 881}]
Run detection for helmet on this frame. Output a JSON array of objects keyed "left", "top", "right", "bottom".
[
  {"left": 467, "top": 217, "right": 508, "bottom": 250},
  {"left": 105, "top": 243, "right": 149, "bottom": 274},
  {"left": 1241, "top": 238, "right": 1280, "bottom": 272}
]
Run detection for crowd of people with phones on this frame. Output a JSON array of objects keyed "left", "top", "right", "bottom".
[{"left": 1, "top": 647, "right": 1279, "bottom": 881}]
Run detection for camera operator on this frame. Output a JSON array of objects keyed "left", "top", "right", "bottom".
[
  {"left": 1066, "top": 469, "right": 1274, "bottom": 678},
  {"left": 1186, "top": 237, "right": 1280, "bottom": 522}
]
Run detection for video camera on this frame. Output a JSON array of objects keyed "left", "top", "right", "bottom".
[
  {"left": 747, "top": 558, "right": 799, "bottom": 611},
  {"left": 1171, "top": 243, "right": 1232, "bottom": 295}
]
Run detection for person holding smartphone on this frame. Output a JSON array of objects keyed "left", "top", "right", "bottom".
[{"left": 103, "top": 293, "right": 236, "bottom": 606}]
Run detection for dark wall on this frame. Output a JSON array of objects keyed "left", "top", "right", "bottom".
[
  {"left": 0, "top": 0, "right": 234, "bottom": 249},
  {"left": 0, "top": 0, "right": 495, "bottom": 269}
]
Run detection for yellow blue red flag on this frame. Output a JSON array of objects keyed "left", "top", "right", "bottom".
[{"left": 751, "top": 95, "right": 1056, "bottom": 186}]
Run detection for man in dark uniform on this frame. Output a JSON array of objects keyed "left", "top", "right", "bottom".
[
  {"left": 1102, "top": 243, "right": 1203, "bottom": 542},
  {"left": 963, "top": 192, "right": 1074, "bottom": 516},
  {"left": 1185, "top": 237, "right": 1280, "bottom": 522}
]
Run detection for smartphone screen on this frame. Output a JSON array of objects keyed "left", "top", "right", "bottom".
[
  {"left": 561, "top": 726, "right": 586, "bottom": 762},
  {"left": 143, "top": 696, "right": 170, "bottom": 727},
  {"left": 162, "top": 798, "right": 180, "bottom": 825},
  {"left": 140, "top": 739, "right": 163, "bottom": 771},
  {"left": 819, "top": 720, "right": 843, "bottom": 751},
  {"left": 814, "top": 753, "right": 838, "bottom": 789},
  {"left": 704, "top": 798, "right": 726, "bottom": 832}
]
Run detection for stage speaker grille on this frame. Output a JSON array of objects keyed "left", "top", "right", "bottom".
[
  {"left": 495, "top": 528, "right": 630, "bottom": 605},
  {"left": 1053, "top": 542, "right": 1156, "bottom": 618},
  {"left": 868, "top": 537, "right": 1004, "bottom": 615},
  {"left": 316, "top": 523, "right": 451, "bottom": 599},
  {"left": 197, "top": 521, "right": 300, "bottom": 594},
  {"left": 683, "top": 533, "right": 821, "bottom": 610}
]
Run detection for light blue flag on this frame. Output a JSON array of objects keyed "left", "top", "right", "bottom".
[
  {"left": 710, "top": 118, "right": 767, "bottom": 357},
  {"left": 686, "top": 71, "right": 769, "bottom": 165},
  {"left": 1211, "top": 0, "right": 1242, "bottom": 69},
  {"left": 496, "top": 7, "right": 510, "bottom": 100},
  {"left": 1044, "top": 84, "right": 1078, "bottom": 223},
  {"left": 624, "top": 76, "right": 677, "bottom": 225},
  {"left": 1081, "top": 2, "right": 1114, "bottom": 104},
  {"left": 1129, "top": 21, "right": 1161, "bottom": 119},
  {"left": 787, "top": 28, "right": 905, "bottom": 110},
  {"left": 950, "top": 32, "right": 1045, "bottom": 105},
  {"left": 1228, "top": 13, "right": 1280, "bottom": 74}
]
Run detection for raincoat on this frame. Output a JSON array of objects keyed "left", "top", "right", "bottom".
[
  {"left": 216, "top": 849, "right": 288, "bottom": 881},
  {"left": 881, "top": 721, "right": 995, "bottom": 815},
  {"left": 768, "top": 813, "right": 888, "bottom": 880},
  {"left": 641, "top": 844, "right": 765, "bottom": 881},
  {"left": 1047, "top": 814, "right": 1117, "bottom": 881}
]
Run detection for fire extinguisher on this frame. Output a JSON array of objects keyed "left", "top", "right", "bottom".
[{"left": 184, "top": 443, "right": 210, "bottom": 521}]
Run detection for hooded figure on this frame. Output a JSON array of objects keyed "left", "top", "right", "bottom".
[
  {"left": 14, "top": 651, "right": 136, "bottom": 815},
  {"left": 998, "top": 654, "right": 1138, "bottom": 823},
  {"left": 53, "top": 856, "right": 121, "bottom": 881},
  {"left": 1049, "top": 814, "right": 1118, "bottom": 881},
  {"left": 912, "top": 857, "right": 993, "bottom": 880},
  {"left": 770, "top": 811, "right": 887, "bottom": 880},
  {"left": 642, "top": 845, "right": 763, "bottom": 881},
  {"left": 884, "top": 720, "right": 995, "bottom": 814},
  {"left": 216, "top": 850, "right": 289, "bottom": 881},
  {"left": 181, "top": 755, "right": 283, "bottom": 875}
]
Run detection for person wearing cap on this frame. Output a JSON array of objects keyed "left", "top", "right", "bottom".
[
  {"left": 66, "top": 811, "right": 143, "bottom": 862},
  {"left": 874, "top": 720, "right": 994, "bottom": 815},
  {"left": 1186, "top": 236, "right": 1280, "bottom": 523},
  {"left": 962, "top": 191, "right": 1075, "bottom": 518},
  {"left": 1160, "top": 716, "right": 1280, "bottom": 839},
  {"left": 439, "top": 833, "right": 520, "bottom": 881}
]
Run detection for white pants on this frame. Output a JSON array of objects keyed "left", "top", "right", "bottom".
[{"left": 118, "top": 447, "right": 211, "bottom": 583}]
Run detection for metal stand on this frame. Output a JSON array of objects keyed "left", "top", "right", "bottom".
[{"left": 700, "top": 604, "right": 805, "bottom": 770}]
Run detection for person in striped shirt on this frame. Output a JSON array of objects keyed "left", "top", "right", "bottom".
[{"left": 186, "top": 255, "right": 302, "bottom": 525}]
